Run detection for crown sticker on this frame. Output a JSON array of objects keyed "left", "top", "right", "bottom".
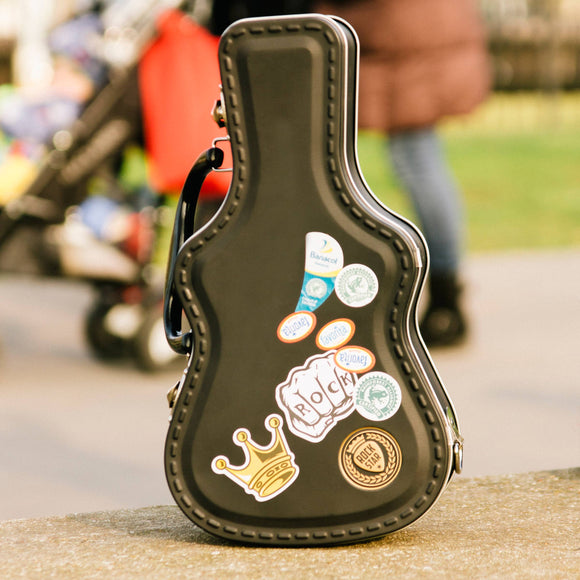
[{"left": 211, "top": 414, "right": 299, "bottom": 502}]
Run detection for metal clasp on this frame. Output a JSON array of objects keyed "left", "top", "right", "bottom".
[
  {"left": 166, "top": 371, "right": 187, "bottom": 420},
  {"left": 166, "top": 381, "right": 180, "bottom": 409},
  {"left": 212, "top": 136, "right": 233, "bottom": 173},
  {"left": 453, "top": 441, "right": 463, "bottom": 474}
]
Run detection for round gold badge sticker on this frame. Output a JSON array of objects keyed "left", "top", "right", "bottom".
[{"left": 339, "top": 427, "right": 402, "bottom": 490}]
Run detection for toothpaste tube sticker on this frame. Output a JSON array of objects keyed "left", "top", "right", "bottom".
[{"left": 296, "top": 232, "right": 344, "bottom": 312}]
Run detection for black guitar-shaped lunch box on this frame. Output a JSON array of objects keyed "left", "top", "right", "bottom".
[{"left": 163, "top": 14, "right": 463, "bottom": 546}]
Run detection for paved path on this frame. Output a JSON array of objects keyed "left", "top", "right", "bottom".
[
  {"left": 1, "top": 470, "right": 578, "bottom": 578},
  {"left": 0, "top": 249, "right": 579, "bottom": 521}
]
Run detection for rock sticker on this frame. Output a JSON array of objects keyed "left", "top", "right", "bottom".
[{"left": 275, "top": 351, "right": 357, "bottom": 443}]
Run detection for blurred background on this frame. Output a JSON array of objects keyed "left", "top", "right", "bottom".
[
  {"left": 358, "top": 0, "right": 580, "bottom": 253},
  {"left": 0, "top": 0, "right": 578, "bottom": 521}
]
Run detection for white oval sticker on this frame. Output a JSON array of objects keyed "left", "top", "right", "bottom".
[
  {"left": 334, "top": 346, "right": 376, "bottom": 373},
  {"left": 316, "top": 318, "right": 356, "bottom": 351},
  {"left": 277, "top": 311, "right": 317, "bottom": 343}
]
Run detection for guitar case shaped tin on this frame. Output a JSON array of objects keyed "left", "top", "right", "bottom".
[{"left": 163, "top": 14, "right": 463, "bottom": 546}]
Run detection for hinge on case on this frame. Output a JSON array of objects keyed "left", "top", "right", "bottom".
[
  {"left": 212, "top": 87, "right": 227, "bottom": 128},
  {"left": 211, "top": 87, "right": 233, "bottom": 172},
  {"left": 166, "top": 370, "right": 187, "bottom": 419}
]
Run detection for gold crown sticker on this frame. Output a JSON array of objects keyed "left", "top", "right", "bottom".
[{"left": 211, "top": 414, "right": 299, "bottom": 502}]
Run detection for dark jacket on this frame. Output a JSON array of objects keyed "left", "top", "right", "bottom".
[
  {"left": 209, "top": 0, "right": 312, "bottom": 35},
  {"left": 315, "top": 0, "right": 491, "bottom": 132}
]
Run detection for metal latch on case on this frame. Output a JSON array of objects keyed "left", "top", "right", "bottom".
[
  {"left": 166, "top": 381, "right": 180, "bottom": 408},
  {"left": 167, "top": 371, "right": 188, "bottom": 416},
  {"left": 453, "top": 441, "right": 463, "bottom": 474}
]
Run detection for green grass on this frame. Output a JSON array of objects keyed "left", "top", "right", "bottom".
[{"left": 357, "top": 93, "right": 580, "bottom": 253}]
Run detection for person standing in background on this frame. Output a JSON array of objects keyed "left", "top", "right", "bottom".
[{"left": 315, "top": 0, "right": 491, "bottom": 346}]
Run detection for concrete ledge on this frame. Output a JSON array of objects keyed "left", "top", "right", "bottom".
[{"left": 1, "top": 469, "right": 578, "bottom": 579}]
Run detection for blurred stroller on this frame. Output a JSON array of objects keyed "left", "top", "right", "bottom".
[{"left": 0, "top": 0, "right": 231, "bottom": 371}]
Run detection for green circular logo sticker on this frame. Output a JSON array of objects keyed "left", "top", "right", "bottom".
[
  {"left": 335, "top": 264, "right": 379, "bottom": 308},
  {"left": 355, "top": 372, "right": 402, "bottom": 421},
  {"left": 305, "top": 277, "right": 328, "bottom": 299}
]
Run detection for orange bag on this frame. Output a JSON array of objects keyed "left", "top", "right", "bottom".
[{"left": 139, "top": 10, "right": 232, "bottom": 199}]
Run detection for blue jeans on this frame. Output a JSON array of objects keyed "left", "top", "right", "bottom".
[{"left": 387, "top": 128, "right": 463, "bottom": 275}]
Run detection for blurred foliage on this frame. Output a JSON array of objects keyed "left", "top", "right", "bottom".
[{"left": 357, "top": 91, "right": 580, "bottom": 253}]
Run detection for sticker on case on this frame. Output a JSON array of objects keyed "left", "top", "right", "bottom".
[
  {"left": 315, "top": 318, "right": 355, "bottom": 351},
  {"left": 275, "top": 351, "right": 358, "bottom": 443},
  {"left": 339, "top": 427, "right": 402, "bottom": 490},
  {"left": 354, "top": 371, "right": 402, "bottom": 421},
  {"left": 295, "top": 232, "right": 344, "bottom": 312},
  {"left": 211, "top": 414, "right": 299, "bottom": 502},
  {"left": 335, "top": 264, "right": 379, "bottom": 308},
  {"left": 277, "top": 311, "right": 316, "bottom": 343},
  {"left": 334, "top": 346, "right": 376, "bottom": 374}
]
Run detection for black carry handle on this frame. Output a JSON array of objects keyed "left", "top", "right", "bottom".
[{"left": 164, "top": 147, "right": 225, "bottom": 354}]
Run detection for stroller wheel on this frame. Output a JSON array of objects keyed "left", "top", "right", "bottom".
[
  {"left": 133, "top": 305, "right": 180, "bottom": 372},
  {"left": 84, "top": 302, "right": 130, "bottom": 360}
]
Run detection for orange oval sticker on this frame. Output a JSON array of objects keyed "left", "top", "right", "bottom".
[
  {"left": 334, "top": 346, "right": 376, "bottom": 373},
  {"left": 315, "top": 318, "right": 355, "bottom": 350},
  {"left": 277, "top": 311, "right": 317, "bottom": 343}
]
